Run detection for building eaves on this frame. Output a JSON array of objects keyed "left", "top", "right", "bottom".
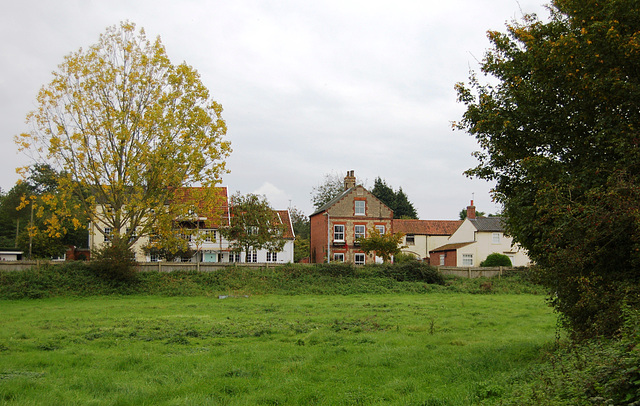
[{"left": 429, "top": 241, "right": 475, "bottom": 253}]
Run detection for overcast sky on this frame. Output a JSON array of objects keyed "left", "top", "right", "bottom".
[{"left": 2, "top": 0, "right": 550, "bottom": 219}]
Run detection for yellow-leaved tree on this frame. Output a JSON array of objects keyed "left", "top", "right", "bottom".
[{"left": 15, "top": 21, "right": 231, "bottom": 255}]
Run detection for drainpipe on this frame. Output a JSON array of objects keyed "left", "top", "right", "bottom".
[{"left": 326, "top": 212, "right": 330, "bottom": 263}]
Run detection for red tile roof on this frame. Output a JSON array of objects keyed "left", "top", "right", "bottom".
[
  {"left": 393, "top": 219, "right": 462, "bottom": 236},
  {"left": 171, "top": 187, "right": 229, "bottom": 228},
  {"left": 275, "top": 210, "right": 295, "bottom": 239}
]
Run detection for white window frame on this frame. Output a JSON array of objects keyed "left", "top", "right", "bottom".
[
  {"left": 462, "top": 254, "right": 474, "bottom": 266},
  {"left": 229, "top": 252, "right": 240, "bottom": 263},
  {"left": 150, "top": 253, "right": 160, "bottom": 262},
  {"left": 203, "top": 229, "right": 216, "bottom": 242},
  {"left": 492, "top": 233, "right": 501, "bottom": 244},
  {"left": 439, "top": 253, "right": 445, "bottom": 266},
  {"left": 375, "top": 225, "right": 385, "bottom": 234},
  {"left": 266, "top": 252, "right": 278, "bottom": 262},
  {"left": 333, "top": 224, "right": 345, "bottom": 242},
  {"left": 333, "top": 253, "right": 345, "bottom": 262},
  {"left": 406, "top": 234, "right": 415, "bottom": 245},
  {"left": 246, "top": 250, "right": 258, "bottom": 263},
  {"left": 354, "top": 225, "right": 366, "bottom": 241},
  {"left": 355, "top": 200, "right": 365, "bottom": 216},
  {"left": 103, "top": 227, "right": 113, "bottom": 242},
  {"left": 354, "top": 253, "right": 366, "bottom": 265}
]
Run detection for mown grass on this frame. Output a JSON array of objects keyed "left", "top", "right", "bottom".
[{"left": 0, "top": 293, "right": 555, "bottom": 405}]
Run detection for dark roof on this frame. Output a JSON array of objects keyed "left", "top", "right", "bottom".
[
  {"left": 469, "top": 216, "right": 505, "bottom": 232},
  {"left": 393, "top": 219, "right": 462, "bottom": 235},
  {"left": 429, "top": 241, "right": 475, "bottom": 253},
  {"left": 310, "top": 187, "right": 354, "bottom": 216},
  {"left": 310, "top": 185, "right": 393, "bottom": 217}
]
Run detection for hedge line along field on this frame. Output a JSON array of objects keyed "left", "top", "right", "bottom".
[{"left": 0, "top": 293, "right": 556, "bottom": 405}]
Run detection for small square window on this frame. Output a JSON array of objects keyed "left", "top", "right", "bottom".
[
  {"left": 354, "top": 225, "right": 366, "bottom": 241},
  {"left": 355, "top": 200, "right": 365, "bottom": 215},
  {"left": 462, "top": 254, "right": 473, "bottom": 266},
  {"left": 333, "top": 253, "right": 345, "bottom": 262},
  {"left": 103, "top": 227, "right": 113, "bottom": 242},
  {"left": 334, "top": 225, "right": 345, "bottom": 242},
  {"left": 375, "top": 225, "right": 385, "bottom": 234},
  {"left": 354, "top": 253, "right": 366, "bottom": 265},
  {"left": 406, "top": 234, "right": 415, "bottom": 245}
]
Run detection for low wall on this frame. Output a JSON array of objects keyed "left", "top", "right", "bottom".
[{"left": 0, "top": 261, "right": 284, "bottom": 273}]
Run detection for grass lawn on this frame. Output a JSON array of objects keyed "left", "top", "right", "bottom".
[{"left": 0, "top": 293, "right": 555, "bottom": 405}]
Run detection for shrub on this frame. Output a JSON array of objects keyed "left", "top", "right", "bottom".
[
  {"left": 380, "top": 261, "right": 445, "bottom": 285},
  {"left": 480, "top": 253, "right": 512, "bottom": 267},
  {"left": 313, "top": 262, "right": 357, "bottom": 277},
  {"left": 90, "top": 237, "right": 138, "bottom": 283},
  {"left": 393, "top": 252, "right": 419, "bottom": 264}
]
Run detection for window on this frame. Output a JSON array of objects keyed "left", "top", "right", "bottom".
[
  {"left": 375, "top": 225, "right": 385, "bottom": 234},
  {"left": 354, "top": 225, "right": 366, "bottom": 241},
  {"left": 127, "top": 228, "right": 137, "bottom": 243},
  {"left": 204, "top": 230, "right": 216, "bottom": 242},
  {"left": 150, "top": 253, "right": 160, "bottom": 262},
  {"left": 355, "top": 200, "right": 366, "bottom": 215},
  {"left": 354, "top": 253, "right": 366, "bottom": 265},
  {"left": 229, "top": 252, "right": 240, "bottom": 263},
  {"left": 333, "top": 253, "right": 345, "bottom": 262},
  {"left": 181, "top": 255, "right": 192, "bottom": 262},
  {"left": 246, "top": 250, "right": 257, "bottom": 263},
  {"left": 334, "top": 225, "right": 345, "bottom": 242},
  {"left": 439, "top": 253, "right": 445, "bottom": 266},
  {"left": 406, "top": 234, "right": 415, "bottom": 245},
  {"left": 267, "top": 252, "right": 278, "bottom": 262},
  {"left": 247, "top": 226, "right": 259, "bottom": 235},
  {"left": 492, "top": 233, "right": 501, "bottom": 244},
  {"left": 103, "top": 227, "right": 113, "bottom": 242},
  {"left": 462, "top": 254, "right": 474, "bottom": 266}
]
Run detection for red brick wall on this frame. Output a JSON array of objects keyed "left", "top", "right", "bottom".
[
  {"left": 310, "top": 213, "right": 328, "bottom": 263},
  {"left": 429, "top": 250, "right": 457, "bottom": 266}
]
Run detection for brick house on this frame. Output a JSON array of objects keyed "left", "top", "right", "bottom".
[
  {"left": 309, "top": 171, "right": 393, "bottom": 264},
  {"left": 428, "top": 201, "right": 530, "bottom": 267}
]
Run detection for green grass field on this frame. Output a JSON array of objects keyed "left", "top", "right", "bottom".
[{"left": 0, "top": 293, "right": 556, "bottom": 405}]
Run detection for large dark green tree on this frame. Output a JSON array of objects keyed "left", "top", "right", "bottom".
[
  {"left": 371, "top": 177, "right": 418, "bottom": 219},
  {"left": 289, "top": 206, "right": 310, "bottom": 263},
  {"left": 456, "top": 0, "right": 640, "bottom": 338}
]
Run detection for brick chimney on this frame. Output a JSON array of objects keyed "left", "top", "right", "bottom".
[
  {"left": 466, "top": 200, "right": 476, "bottom": 220},
  {"left": 344, "top": 170, "right": 356, "bottom": 190}
]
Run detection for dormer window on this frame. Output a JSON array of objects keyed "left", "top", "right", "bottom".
[{"left": 355, "top": 200, "right": 365, "bottom": 216}]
